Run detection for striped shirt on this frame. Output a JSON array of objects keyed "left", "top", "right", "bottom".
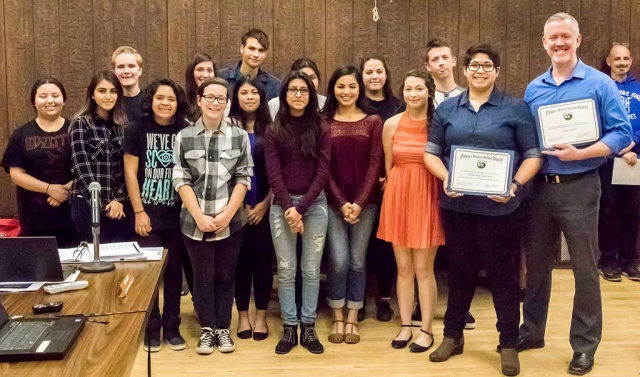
[
  {"left": 70, "top": 113, "right": 126, "bottom": 206},
  {"left": 173, "top": 118, "right": 253, "bottom": 241}
]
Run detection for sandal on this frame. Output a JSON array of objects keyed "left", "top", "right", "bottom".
[
  {"left": 328, "top": 319, "right": 344, "bottom": 343},
  {"left": 391, "top": 324, "right": 413, "bottom": 349},
  {"left": 344, "top": 321, "right": 360, "bottom": 344},
  {"left": 409, "top": 329, "right": 434, "bottom": 353}
]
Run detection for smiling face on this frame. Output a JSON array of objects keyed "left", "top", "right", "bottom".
[
  {"left": 194, "top": 61, "right": 215, "bottom": 87},
  {"left": 286, "top": 78, "right": 310, "bottom": 115},
  {"left": 34, "top": 83, "right": 64, "bottom": 120},
  {"left": 543, "top": 19, "right": 581, "bottom": 67},
  {"left": 334, "top": 73, "right": 359, "bottom": 108},
  {"left": 237, "top": 82, "right": 260, "bottom": 114},
  {"left": 113, "top": 53, "right": 142, "bottom": 90},
  {"left": 240, "top": 38, "right": 267, "bottom": 69},
  {"left": 425, "top": 46, "right": 457, "bottom": 80},
  {"left": 464, "top": 53, "right": 499, "bottom": 93},
  {"left": 198, "top": 83, "right": 227, "bottom": 119},
  {"left": 362, "top": 59, "right": 387, "bottom": 94},
  {"left": 607, "top": 45, "right": 632, "bottom": 78},
  {"left": 152, "top": 85, "right": 178, "bottom": 125},
  {"left": 402, "top": 76, "right": 429, "bottom": 109},
  {"left": 93, "top": 80, "right": 118, "bottom": 113}
]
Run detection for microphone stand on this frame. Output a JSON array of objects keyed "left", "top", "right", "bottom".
[{"left": 79, "top": 193, "right": 116, "bottom": 273}]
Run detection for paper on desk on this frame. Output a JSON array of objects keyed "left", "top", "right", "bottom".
[
  {"left": 59, "top": 242, "right": 163, "bottom": 263},
  {"left": 612, "top": 157, "right": 640, "bottom": 185}
]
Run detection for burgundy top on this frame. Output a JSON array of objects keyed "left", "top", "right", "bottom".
[
  {"left": 265, "top": 116, "right": 331, "bottom": 215},
  {"left": 326, "top": 114, "right": 383, "bottom": 209}
]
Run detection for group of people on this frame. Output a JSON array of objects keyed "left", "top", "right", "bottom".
[{"left": 1, "top": 12, "right": 638, "bottom": 377}]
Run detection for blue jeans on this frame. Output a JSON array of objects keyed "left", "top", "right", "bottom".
[
  {"left": 326, "top": 204, "right": 377, "bottom": 309},
  {"left": 270, "top": 192, "right": 328, "bottom": 326}
]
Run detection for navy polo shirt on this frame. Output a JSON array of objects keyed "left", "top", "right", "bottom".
[{"left": 426, "top": 89, "right": 541, "bottom": 216}]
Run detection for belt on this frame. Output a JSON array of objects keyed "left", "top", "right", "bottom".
[{"left": 539, "top": 172, "right": 589, "bottom": 184}]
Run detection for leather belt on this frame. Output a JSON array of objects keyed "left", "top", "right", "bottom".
[{"left": 539, "top": 172, "right": 588, "bottom": 184}]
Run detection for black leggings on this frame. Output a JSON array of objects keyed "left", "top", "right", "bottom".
[{"left": 234, "top": 218, "right": 274, "bottom": 311}]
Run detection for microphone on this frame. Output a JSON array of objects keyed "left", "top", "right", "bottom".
[{"left": 88, "top": 182, "right": 101, "bottom": 229}]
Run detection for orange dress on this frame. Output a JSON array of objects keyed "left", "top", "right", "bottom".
[{"left": 377, "top": 112, "right": 445, "bottom": 249}]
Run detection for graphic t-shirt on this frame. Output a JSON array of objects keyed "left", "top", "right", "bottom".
[
  {"left": 122, "top": 115, "right": 189, "bottom": 229},
  {"left": 1, "top": 119, "right": 73, "bottom": 231}
]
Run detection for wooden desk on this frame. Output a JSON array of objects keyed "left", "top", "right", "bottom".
[{"left": 0, "top": 254, "right": 166, "bottom": 377}]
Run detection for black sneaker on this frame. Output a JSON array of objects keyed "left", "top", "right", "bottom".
[
  {"left": 143, "top": 328, "right": 161, "bottom": 352},
  {"left": 300, "top": 323, "right": 324, "bottom": 354},
  {"left": 622, "top": 264, "right": 640, "bottom": 281},
  {"left": 376, "top": 300, "right": 394, "bottom": 322},
  {"left": 215, "top": 328, "right": 236, "bottom": 353},
  {"left": 275, "top": 324, "right": 298, "bottom": 354},
  {"left": 358, "top": 307, "right": 366, "bottom": 322},
  {"left": 411, "top": 303, "right": 422, "bottom": 327},
  {"left": 196, "top": 327, "right": 216, "bottom": 355},
  {"left": 464, "top": 312, "right": 476, "bottom": 330},
  {"left": 601, "top": 265, "right": 622, "bottom": 282},
  {"left": 163, "top": 328, "right": 186, "bottom": 351}
]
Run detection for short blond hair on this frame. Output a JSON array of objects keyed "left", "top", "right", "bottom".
[
  {"left": 111, "top": 46, "right": 143, "bottom": 69},
  {"left": 545, "top": 12, "right": 580, "bottom": 34}
]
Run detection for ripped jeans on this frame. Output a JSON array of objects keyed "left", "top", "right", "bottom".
[{"left": 270, "top": 192, "right": 328, "bottom": 326}]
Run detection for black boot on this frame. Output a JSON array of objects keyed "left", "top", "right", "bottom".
[
  {"left": 275, "top": 324, "right": 298, "bottom": 354},
  {"left": 300, "top": 323, "right": 324, "bottom": 354}
]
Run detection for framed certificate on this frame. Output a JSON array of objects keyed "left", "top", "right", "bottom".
[
  {"left": 536, "top": 99, "right": 600, "bottom": 149},
  {"left": 447, "top": 146, "right": 515, "bottom": 196}
]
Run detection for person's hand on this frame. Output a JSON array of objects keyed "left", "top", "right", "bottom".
[
  {"left": 345, "top": 203, "right": 362, "bottom": 224},
  {"left": 63, "top": 181, "right": 73, "bottom": 191},
  {"left": 340, "top": 203, "right": 353, "bottom": 219},
  {"left": 212, "top": 210, "right": 233, "bottom": 233},
  {"left": 47, "top": 184, "right": 69, "bottom": 202},
  {"left": 135, "top": 211, "right": 152, "bottom": 236},
  {"left": 620, "top": 140, "right": 636, "bottom": 155},
  {"left": 105, "top": 200, "right": 125, "bottom": 220},
  {"left": 443, "top": 175, "right": 464, "bottom": 198},
  {"left": 284, "top": 207, "right": 302, "bottom": 225},
  {"left": 379, "top": 177, "right": 386, "bottom": 192},
  {"left": 487, "top": 184, "right": 517, "bottom": 204},
  {"left": 622, "top": 151, "right": 638, "bottom": 166},
  {"left": 541, "top": 144, "right": 584, "bottom": 161},
  {"left": 47, "top": 197, "right": 63, "bottom": 207},
  {"left": 195, "top": 213, "right": 217, "bottom": 232},
  {"left": 248, "top": 201, "right": 269, "bottom": 225},
  {"left": 292, "top": 219, "right": 305, "bottom": 234}
]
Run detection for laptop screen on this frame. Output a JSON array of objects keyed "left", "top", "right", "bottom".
[{"left": 0, "top": 237, "right": 64, "bottom": 282}]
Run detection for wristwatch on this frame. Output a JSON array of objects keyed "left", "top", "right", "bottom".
[{"left": 511, "top": 179, "right": 523, "bottom": 193}]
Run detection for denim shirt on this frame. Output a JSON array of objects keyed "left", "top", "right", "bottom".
[
  {"left": 218, "top": 61, "right": 282, "bottom": 103},
  {"left": 426, "top": 89, "right": 541, "bottom": 216}
]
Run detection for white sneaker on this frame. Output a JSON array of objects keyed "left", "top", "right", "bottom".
[
  {"left": 215, "top": 328, "right": 236, "bottom": 353},
  {"left": 196, "top": 327, "right": 215, "bottom": 354}
]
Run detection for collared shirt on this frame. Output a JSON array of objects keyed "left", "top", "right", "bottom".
[
  {"left": 70, "top": 113, "right": 126, "bottom": 206},
  {"left": 613, "top": 74, "right": 640, "bottom": 153},
  {"left": 434, "top": 85, "right": 465, "bottom": 108},
  {"left": 525, "top": 59, "right": 632, "bottom": 174},
  {"left": 426, "top": 89, "right": 541, "bottom": 216},
  {"left": 218, "top": 61, "right": 281, "bottom": 103},
  {"left": 172, "top": 118, "right": 253, "bottom": 241}
]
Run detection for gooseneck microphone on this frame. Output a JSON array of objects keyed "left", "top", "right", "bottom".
[
  {"left": 89, "top": 182, "right": 101, "bottom": 231},
  {"left": 79, "top": 182, "right": 116, "bottom": 273}
]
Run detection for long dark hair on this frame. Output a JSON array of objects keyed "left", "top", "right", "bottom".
[
  {"left": 291, "top": 58, "right": 321, "bottom": 85},
  {"left": 400, "top": 69, "right": 436, "bottom": 128},
  {"left": 360, "top": 54, "right": 395, "bottom": 101},
  {"left": 141, "top": 77, "right": 189, "bottom": 122},
  {"left": 272, "top": 71, "right": 321, "bottom": 159},
  {"left": 228, "top": 75, "right": 272, "bottom": 136},
  {"left": 185, "top": 53, "right": 216, "bottom": 112},
  {"left": 75, "top": 70, "right": 128, "bottom": 128},
  {"left": 30, "top": 77, "right": 67, "bottom": 108},
  {"left": 321, "top": 66, "right": 368, "bottom": 119}
]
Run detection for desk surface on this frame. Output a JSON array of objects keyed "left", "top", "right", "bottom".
[{"left": 0, "top": 255, "right": 165, "bottom": 377}]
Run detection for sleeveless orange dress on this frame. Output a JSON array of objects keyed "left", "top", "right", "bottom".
[{"left": 377, "top": 112, "right": 445, "bottom": 249}]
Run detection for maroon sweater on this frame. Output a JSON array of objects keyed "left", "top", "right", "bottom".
[
  {"left": 264, "top": 116, "right": 331, "bottom": 215},
  {"left": 326, "top": 114, "right": 383, "bottom": 209}
]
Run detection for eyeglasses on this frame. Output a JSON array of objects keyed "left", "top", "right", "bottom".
[
  {"left": 612, "top": 42, "right": 630, "bottom": 48},
  {"left": 467, "top": 62, "right": 496, "bottom": 72},
  {"left": 201, "top": 95, "right": 228, "bottom": 104},
  {"left": 287, "top": 87, "right": 310, "bottom": 96}
]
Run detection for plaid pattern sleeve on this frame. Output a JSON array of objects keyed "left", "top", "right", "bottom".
[
  {"left": 70, "top": 115, "right": 126, "bottom": 206},
  {"left": 173, "top": 119, "right": 254, "bottom": 241}
]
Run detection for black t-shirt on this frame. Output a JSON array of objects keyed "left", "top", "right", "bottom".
[
  {"left": 1, "top": 119, "right": 73, "bottom": 231},
  {"left": 363, "top": 96, "right": 406, "bottom": 123},
  {"left": 121, "top": 115, "right": 189, "bottom": 229},
  {"left": 124, "top": 92, "right": 144, "bottom": 122}
]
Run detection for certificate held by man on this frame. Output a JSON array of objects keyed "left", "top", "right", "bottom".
[
  {"left": 536, "top": 98, "right": 600, "bottom": 149},
  {"left": 447, "top": 146, "right": 515, "bottom": 196}
]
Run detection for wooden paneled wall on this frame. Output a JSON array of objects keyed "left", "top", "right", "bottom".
[{"left": 1, "top": 0, "right": 639, "bottom": 216}]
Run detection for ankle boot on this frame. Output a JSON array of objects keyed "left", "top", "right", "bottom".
[
  {"left": 501, "top": 348, "right": 520, "bottom": 376},
  {"left": 429, "top": 336, "right": 464, "bottom": 362}
]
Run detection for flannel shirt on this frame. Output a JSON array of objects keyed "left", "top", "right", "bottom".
[
  {"left": 173, "top": 118, "right": 253, "bottom": 241},
  {"left": 70, "top": 114, "right": 126, "bottom": 206}
]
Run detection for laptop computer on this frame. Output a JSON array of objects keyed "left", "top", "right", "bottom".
[
  {"left": 0, "top": 300, "right": 86, "bottom": 362},
  {"left": 0, "top": 237, "right": 65, "bottom": 282}
]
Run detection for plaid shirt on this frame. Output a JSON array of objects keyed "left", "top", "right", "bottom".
[
  {"left": 70, "top": 114, "right": 126, "bottom": 206},
  {"left": 173, "top": 118, "right": 253, "bottom": 241}
]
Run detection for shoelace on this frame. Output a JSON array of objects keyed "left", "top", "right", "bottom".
[
  {"left": 199, "top": 330, "right": 215, "bottom": 348},
  {"left": 303, "top": 327, "right": 318, "bottom": 342},
  {"left": 282, "top": 327, "right": 295, "bottom": 343},
  {"left": 216, "top": 329, "right": 232, "bottom": 345}
]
